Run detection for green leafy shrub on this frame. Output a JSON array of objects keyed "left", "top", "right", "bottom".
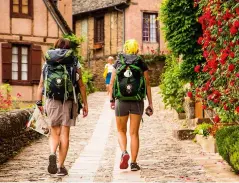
[
  {"left": 160, "top": 0, "right": 203, "bottom": 82},
  {"left": 63, "top": 34, "right": 95, "bottom": 93},
  {"left": 216, "top": 126, "right": 239, "bottom": 173},
  {"left": 194, "top": 123, "right": 213, "bottom": 137},
  {"left": 160, "top": 54, "right": 185, "bottom": 113}
]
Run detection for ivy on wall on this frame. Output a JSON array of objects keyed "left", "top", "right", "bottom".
[{"left": 160, "top": 0, "right": 204, "bottom": 82}]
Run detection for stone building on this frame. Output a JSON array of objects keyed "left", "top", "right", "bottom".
[
  {"left": 73, "top": 0, "right": 166, "bottom": 90},
  {"left": 0, "top": 0, "right": 72, "bottom": 101}
]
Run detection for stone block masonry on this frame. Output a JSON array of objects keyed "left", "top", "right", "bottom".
[
  {"left": 0, "top": 110, "right": 41, "bottom": 164},
  {"left": 88, "top": 59, "right": 166, "bottom": 91}
]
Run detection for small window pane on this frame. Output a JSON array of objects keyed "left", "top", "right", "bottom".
[
  {"left": 12, "top": 63, "right": 18, "bottom": 71},
  {"left": 21, "top": 64, "right": 28, "bottom": 72},
  {"left": 22, "top": 55, "right": 28, "bottom": 63},
  {"left": 22, "top": 0, "right": 28, "bottom": 5},
  {"left": 12, "top": 71, "right": 18, "bottom": 80},
  {"left": 21, "top": 72, "right": 28, "bottom": 80},
  {"left": 12, "top": 47, "right": 18, "bottom": 54},
  {"left": 13, "top": 0, "right": 19, "bottom": 4},
  {"left": 22, "top": 5, "right": 28, "bottom": 14},
  {"left": 22, "top": 47, "right": 28, "bottom": 55},
  {"left": 13, "top": 5, "right": 19, "bottom": 13},
  {"left": 12, "top": 55, "right": 18, "bottom": 63}
]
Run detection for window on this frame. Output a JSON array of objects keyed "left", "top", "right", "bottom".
[
  {"left": 143, "top": 13, "right": 159, "bottom": 42},
  {"left": 12, "top": 46, "right": 29, "bottom": 81},
  {"left": 11, "top": 0, "right": 33, "bottom": 18},
  {"left": 94, "top": 17, "right": 104, "bottom": 44},
  {"left": 2, "top": 43, "right": 42, "bottom": 85}
]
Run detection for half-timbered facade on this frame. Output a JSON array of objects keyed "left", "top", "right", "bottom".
[{"left": 0, "top": 0, "right": 72, "bottom": 101}]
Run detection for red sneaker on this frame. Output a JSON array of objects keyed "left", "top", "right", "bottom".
[{"left": 120, "top": 152, "right": 130, "bottom": 169}]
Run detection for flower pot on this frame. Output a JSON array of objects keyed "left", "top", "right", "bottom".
[
  {"left": 178, "top": 112, "right": 186, "bottom": 120},
  {"left": 195, "top": 135, "right": 217, "bottom": 153}
]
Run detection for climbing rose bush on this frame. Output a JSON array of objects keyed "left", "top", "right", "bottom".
[{"left": 193, "top": 0, "right": 239, "bottom": 123}]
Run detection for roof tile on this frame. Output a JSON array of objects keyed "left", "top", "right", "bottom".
[{"left": 73, "top": 0, "right": 127, "bottom": 15}]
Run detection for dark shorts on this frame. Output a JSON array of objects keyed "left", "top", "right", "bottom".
[
  {"left": 115, "top": 100, "right": 144, "bottom": 116},
  {"left": 105, "top": 73, "right": 112, "bottom": 84}
]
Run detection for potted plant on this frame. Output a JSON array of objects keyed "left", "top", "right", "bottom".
[{"left": 194, "top": 123, "right": 217, "bottom": 153}]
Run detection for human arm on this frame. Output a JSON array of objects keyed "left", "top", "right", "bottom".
[
  {"left": 36, "top": 74, "right": 44, "bottom": 109},
  {"left": 144, "top": 71, "right": 153, "bottom": 115},
  {"left": 109, "top": 68, "right": 116, "bottom": 109},
  {"left": 77, "top": 68, "right": 88, "bottom": 117}
]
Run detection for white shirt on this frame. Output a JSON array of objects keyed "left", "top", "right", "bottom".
[{"left": 105, "top": 63, "right": 114, "bottom": 73}]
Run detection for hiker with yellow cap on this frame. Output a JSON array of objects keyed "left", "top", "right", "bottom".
[{"left": 109, "top": 39, "right": 153, "bottom": 171}]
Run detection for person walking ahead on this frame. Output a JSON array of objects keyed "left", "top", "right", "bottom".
[
  {"left": 109, "top": 39, "right": 153, "bottom": 171},
  {"left": 104, "top": 56, "right": 114, "bottom": 94},
  {"left": 36, "top": 38, "right": 88, "bottom": 176}
]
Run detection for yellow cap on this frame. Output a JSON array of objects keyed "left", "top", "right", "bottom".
[{"left": 124, "top": 39, "right": 139, "bottom": 54}]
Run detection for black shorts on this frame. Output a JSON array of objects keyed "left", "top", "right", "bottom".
[{"left": 115, "top": 100, "right": 144, "bottom": 116}]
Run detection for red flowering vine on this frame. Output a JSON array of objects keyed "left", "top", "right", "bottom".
[{"left": 193, "top": 0, "right": 239, "bottom": 123}]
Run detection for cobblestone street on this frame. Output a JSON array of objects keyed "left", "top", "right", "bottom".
[{"left": 0, "top": 88, "right": 239, "bottom": 182}]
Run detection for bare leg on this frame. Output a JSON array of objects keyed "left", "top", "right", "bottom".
[
  {"left": 106, "top": 84, "right": 109, "bottom": 95},
  {"left": 58, "top": 126, "right": 70, "bottom": 168},
  {"left": 129, "top": 114, "right": 141, "bottom": 163},
  {"left": 116, "top": 116, "right": 129, "bottom": 152},
  {"left": 49, "top": 126, "right": 61, "bottom": 154}
]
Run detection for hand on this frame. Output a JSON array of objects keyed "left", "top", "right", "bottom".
[
  {"left": 36, "top": 100, "right": 44, "bottom": 113},
  {"left": 146, "top": 104, "right": 153, "bottom": 116},
  {"left": 110, "top": 102, "right": 115, "bottom": 110},
  {"left": 82, "top": 104, "right": 88, "bottom": 118}
]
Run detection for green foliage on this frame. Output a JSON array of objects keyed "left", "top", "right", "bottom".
[
  {"left": 81, "top": 68, "right": 95, "bottom": 94},
  {"left": 141, "top": 47, "right": 166, "bottom": 64},
  {"left": 64, "top": 34, "right": 95, "bottom": 94},
  {"left": 0, "top": 84, "right": 22, "bottom": 111},
  {"left": 216, "top": 126, "right": 239, "bottom": 173},
  {"left": 63, "top": 34, "right": 84, "bottom": 50},
  {"left": 160, "top": 54, "right": 185, "bottom": 113},
  {"left": 160, "top": 0, "right": 203, "bottom": 82},
  {"left": 194, "top": 123, "right": 213, "bottom": 137},
  {"left": 143, "top": 55, "right": 166, "bottom": 65}
]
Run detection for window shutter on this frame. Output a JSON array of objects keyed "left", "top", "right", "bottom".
[
  {"left": 2, "top": 43, "right": 12, "bottom": 83},
  {"left": 31, "top": 45, "right": 42, "bottom": 84}
]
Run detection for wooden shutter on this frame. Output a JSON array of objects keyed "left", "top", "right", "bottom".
[
  {"left": 30, "top": 45, "right": 42, "bottom": 84},
  {"left": 2, "top": 43, "right": 12, "bottom": 83}
]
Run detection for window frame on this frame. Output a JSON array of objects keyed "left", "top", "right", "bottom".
[
  {"left": 11, "top": 44, "right": 31, "bottom": 85},
  {"left": 94, "top": 16, "right": 105, "bottom": 44},
  {"left": 142, "top": 12, "right": 159, "bottom": 43},
  {"left": 10, "top": 0, "right": 33, "bottom": 19}
]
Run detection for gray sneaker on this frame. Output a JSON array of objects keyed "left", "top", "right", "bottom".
[
  {"left": 57, "top": 166, "right": 68, "bottom": 176},
  {"left": 48, "top": 154, "right": 57, "bottom": 174},
  {"left": 131, "top": 163, "right": 140, "bottom": 171}
]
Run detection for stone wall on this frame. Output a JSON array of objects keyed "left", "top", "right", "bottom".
[
  {"left": 0, "top": 110, "right": 41, "bottom": 164},
  {"left": 88, "top": 57, "right": 111, "bottom": 91},
  {"left": 88, "top": 58, "right": 165, "bottom": 91},
  {"left": 75, "top": 11, "right": 123, "bottom": 60},
  {"left": 147, "top": 61, "right": 166, "bottom": 87}
]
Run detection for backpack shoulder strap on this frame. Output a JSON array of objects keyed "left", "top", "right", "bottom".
[{"left": 119, "top": 54, "right": 125, "bottom": 65}]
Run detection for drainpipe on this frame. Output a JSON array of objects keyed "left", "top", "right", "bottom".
[{"left": 114, "top": 6, "right": 125, "bottom": 50}]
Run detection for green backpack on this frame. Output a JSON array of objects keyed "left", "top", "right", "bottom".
[
  {"left": 113, "top": 54, "right": 146, "bottom": 101},
  {"left": 43, "top": 49, "right": 79, "bottom": 102}
]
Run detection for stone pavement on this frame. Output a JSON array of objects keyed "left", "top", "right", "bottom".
[{"left": 0, "top": 88, "right": 239, "bottom": 182}]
